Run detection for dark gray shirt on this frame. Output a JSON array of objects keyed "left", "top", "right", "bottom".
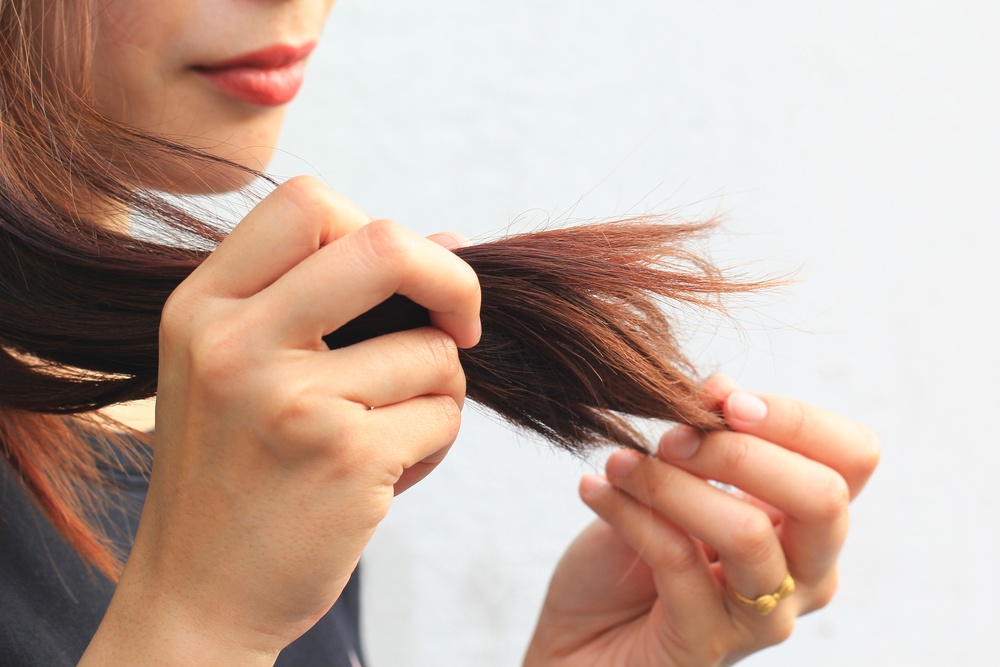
[{"left": 0, "top": 440, "right": 364, "bottom": 666}]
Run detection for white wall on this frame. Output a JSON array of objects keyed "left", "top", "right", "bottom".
[{"left": 268, "top": 1, "right": 1000, "bottom": 664}]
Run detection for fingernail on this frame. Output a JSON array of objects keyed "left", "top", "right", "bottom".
[
  {"left": 607, "top": 450, "right": 643, "bottom": 478},
  {"left": 658, "top": 426, "right": 702, "bottom": 460},
  {"left": 728, "top": 391, "right": 768, "bottom": 423},
  {"left": 448, "top": 232, "right": 471, "bottom": 248},
  {"left": 579, "top": 474, "right": 609, "bottom": 498}
]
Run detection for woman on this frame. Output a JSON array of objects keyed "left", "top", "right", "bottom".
[{"left": 0, "top": 1, "right": 879, "bottom": 665}]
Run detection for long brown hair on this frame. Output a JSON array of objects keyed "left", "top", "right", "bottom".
[
  {"left": 329, "top": 221, "right": 765, "bottom": 454},
  {"left": 1, "top": 1, "right": 769, "bottom": 578}
]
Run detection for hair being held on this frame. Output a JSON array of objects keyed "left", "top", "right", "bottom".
[
  {"left": 1, "top": 0, "right": 774, "bottom": 578},
  {"left": 326, "top": 219, "right": 773, "bottom": 454}
]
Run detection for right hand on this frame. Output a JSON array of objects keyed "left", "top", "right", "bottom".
[{"left": 82, "top": 176, "right": 481, "bottom": 665}]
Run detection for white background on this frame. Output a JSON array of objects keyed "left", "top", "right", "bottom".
[{"left": 266, "top": 1, "right": 1000, "bottom": 665}]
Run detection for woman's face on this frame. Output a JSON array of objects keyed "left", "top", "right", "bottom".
[{"left": 88, "top": 0, "right": 336, "bottom": 192}]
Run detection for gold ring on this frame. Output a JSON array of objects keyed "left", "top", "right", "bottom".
[{"left": 729, "top": 573, "right": 795, "bottom": 616}]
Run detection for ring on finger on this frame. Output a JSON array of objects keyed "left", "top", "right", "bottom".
[{"left": 729, "top": 572, "right": 795, "bottom": 616}]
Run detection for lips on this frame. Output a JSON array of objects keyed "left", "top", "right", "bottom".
[{"left": 193, "top": 42, "right": 316, "bottom": 107}]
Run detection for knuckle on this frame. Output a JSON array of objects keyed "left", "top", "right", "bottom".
[
  {"left": 361, "top": 218, "right": 409, "bottom": 266},
  {"left": 276, "top": 175, "right": 332, "bottom": 213},
  {"left": 158, "top": 291, "right": 189, "bottom": 343},
  {"left": 782, "top": 399, "right": 808, "bottom": 440},
  {"left": 434, "top": 395, "right": 463, "bottom": 443},
  {"left": 727, "top": 510, "right": 776, "bottom": 567},
  {"left": 648, "top": 462, "right": 685, "bottom": 497},
  {"left": 272, "top": 176, "right": 369, "bottom": 244},
  {"left": 264, "top": 401, "right": 374, "bottom": 476},
  {"left": 626, "top": 459, "right": 681, "bottom": 507},
  {"left": 185, "top": 320, "right": 248, "bottom": 389},
  {"left": 646, "top": 533, "right": 705, "bottom": 575},
  {"left": 719, "top": 433, "right": 754, "bottom": 472},
  {"left": 160, "top": 285, "right": 209, "bottom": 346},
  {"left": 422, "top": 329, "right": 461, "bottom": 379},
  {"left": 258, "top": 380, "right": 325, "bottom": 455},
  {"left": 810, "top": 471, "right": 851, "bottom": 523},
  {"left": 323, "top": 418, "right": 368, "bottom": 474}
]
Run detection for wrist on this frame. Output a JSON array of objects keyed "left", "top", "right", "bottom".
[{"left": 80, "top": 562, "right": 280, "bottom": 667}]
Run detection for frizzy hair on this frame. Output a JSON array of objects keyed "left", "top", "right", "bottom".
[
  {"left": 327, "top": 221, "right": 768, "bottom": 454},
  {"left": 1, "top": 1, "right": 771, "bottom": 578}
]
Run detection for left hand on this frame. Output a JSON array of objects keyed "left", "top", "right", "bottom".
[{"left": 524, "top": 376, "right": 880, "bottom": 667}]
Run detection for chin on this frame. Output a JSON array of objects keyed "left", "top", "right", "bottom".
[
  {"left": 126, "top": 140, "right": 277, "bottom": 195},
  {"left": 176, "top": 144, "right": 275, "bottom": 195}
]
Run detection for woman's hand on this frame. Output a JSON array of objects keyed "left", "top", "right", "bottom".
[
  {"left": 524, "top": 376, "right": 880, "bottom": 667},
  {"left": 81, "top": 177, "right": 481, "bottom": 666}
]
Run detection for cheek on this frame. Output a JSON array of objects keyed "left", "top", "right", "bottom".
[
  {"left": 91, "top": 5, "right": 182, "bottom": 123},
  {"left": 89, "top": 2, "right": 286, "bottom": 188},
  {"left": 87, "top": 0, "right": 306, "bottom": 191},
  {"left": 96, "top": 1, "right": 152, "bottom": 40}
]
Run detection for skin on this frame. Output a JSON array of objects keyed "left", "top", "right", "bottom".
[
  {"left": 90, "top": 0, "right": 336, "bottom": 191},
  {"left": 83, "top": 180, "right": 482, "bottom": 664},
  {"left": 524, "top": 376, "right": 879, "bottom": 666},
  {"left": 59, "top": 0, "right": 880, "bottom": 664}
]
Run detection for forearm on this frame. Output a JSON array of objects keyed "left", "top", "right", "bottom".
[{"left": 79, "top": 570, "right": 279, "bottom": 667}]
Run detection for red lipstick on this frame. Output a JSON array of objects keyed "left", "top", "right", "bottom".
[{"left": 194, "top": 42, "right": 316, "bottom": 107}]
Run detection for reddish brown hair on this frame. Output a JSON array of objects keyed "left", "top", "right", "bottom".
[
  {"left": 329, "top": 220, "right": 766, "bottom": 454},
  {"left": 1, "top": 1, "right": 770, "bottom": 578}
]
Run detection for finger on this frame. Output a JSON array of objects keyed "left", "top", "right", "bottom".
[
  {"left": 360, "top": 394, "right": 463, "bottom": 479},
  {"left": 190, "top": 176, "right": 372, "bottom": 298},
  {"left": 324, "top": 327, "right": 466, "bottom": 410},
  {"left": 426, "top": 231, "right": 470, "bottom": 250},
  {"left": 255, "top": 219, "right": 482, "bottom": 348},
  {"left": 702, "top": 374, "right": 741, "bottom": 407},
  {"left": 250, "top": 354, "right": 462, "bottom": 473},
  {"left": 605, "top": 451, "right": 789, "bottom": 616},
  {"left": 579, "top": 474, "right": 727, "bottom": 645},
  {"left": 393, "top": 443, "right": 453, "bottom": 495},
  {"left": 722, "top": 391, "right": 881, "bottom": 498},
  {"left": 658, "top": 427, "right": 850, "bottom": 582}
]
